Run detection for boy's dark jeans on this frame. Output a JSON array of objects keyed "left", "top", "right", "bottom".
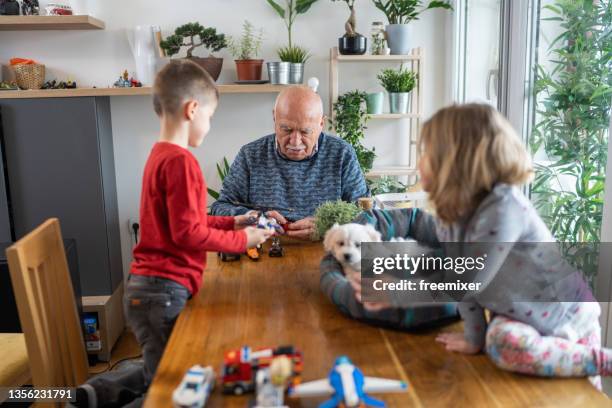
[{"left": 84, "top": 274, "right": 190, "bottom": 407}]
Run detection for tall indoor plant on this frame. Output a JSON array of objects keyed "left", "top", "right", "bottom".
[
  {"left": 332, "top": 90, "right": 376, "bottom": 174},
  {"left": 229, "top": 20, "right": 265, "bottom": 81},
  {"left": 372, "top": 0, "right": 451, "bottom": 54},
  {"left": 331, "top": 0, "right": 367, "bottom": 55},
  {"left": 160, "top": 22, "right": 227, "bottom": 81},
  {"left": 377, "top": 66, "right": 417, "bottom": 114},
  {"left": 266, "top": 0, "right": 320, "bottom": 83},
  {"left": 530, "top": 0, "right": 611, "bottom": 280}
]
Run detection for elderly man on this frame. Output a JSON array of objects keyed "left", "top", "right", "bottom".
[{"left": 210, "top": 86, "right": 368, "bottom": 239}]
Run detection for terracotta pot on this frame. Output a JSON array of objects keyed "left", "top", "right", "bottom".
[
  {"left": 235, "top": 59, "right": 264, "bottom": 81},
  {"left": 188, "top": 56, "right": 223, "bottom": 81}
]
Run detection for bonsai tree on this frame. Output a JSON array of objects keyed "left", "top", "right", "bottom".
[
  {"left": 331, "top": 0, "right": 361, "bottom": 37},
  {"left": 228, "top": 20, "right": 265, "bottom": 60},
  {"left": 372, "top": 0, "right": 452, "bottom": 24},
  {"left": 331, "top": 90, "right": 376, "bottom": 174},
  {"left": 160, "top": 22, "right": 227, "bottom": 58},
  {"left": 314, "top": 200, "right": 361, "bottom": 239},
  {"left": 378, "top": 67, "right": 417, "bottom": 93}
]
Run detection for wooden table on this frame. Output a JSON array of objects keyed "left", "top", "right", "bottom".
[{"left": 145, "top": 242, "right": 610, "bottom": 407}]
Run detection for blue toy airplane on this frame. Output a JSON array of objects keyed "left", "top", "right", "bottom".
[{"left": 288, "top": 356, "right": 407, "bottom": 408}]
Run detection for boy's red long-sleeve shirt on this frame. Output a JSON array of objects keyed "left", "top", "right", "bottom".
[{"left": 131, "top": 142, "right": 247, "bottom": 295}]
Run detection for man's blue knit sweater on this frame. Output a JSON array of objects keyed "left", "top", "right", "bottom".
[{"left": 210, "top": 132, "right": 368, "bottom": 221}]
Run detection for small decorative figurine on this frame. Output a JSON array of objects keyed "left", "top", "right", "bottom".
[
  {"left": 45, "top": 3, "right": 72, "bottom": 15},
  {"left": 42, "top": 79, "right": 77, "bottom": 89},
  {"left": 288, "top": 355, "right": 407, "bottom": 408},
  {"left": 113, "top": 70, "right": 131, "bottom": 88},
  {"left": 254, "top": 356, "right": 292, "bottom": 408},
  {"left": 222, "top": 345, "right": 302, "bottom": 396},
  {"left": 268, "top": 237, "right": 284, "bottom": 258},
  {"left": 172, "top": 365, "right": 215, "bottom": 408},
  {"left": 0, "top": 0, "right": 20, "bottom": 15},
  {"left": 21, "top": 0, "right": 39, "bottom": 15}
]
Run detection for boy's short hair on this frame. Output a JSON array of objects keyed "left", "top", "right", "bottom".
[{"left": 153, "top": 59, "right": 219, "bottom": 117}]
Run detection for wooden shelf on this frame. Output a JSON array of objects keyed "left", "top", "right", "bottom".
[
  {"left": 368, "top": 113, "right": 419, "bottom": 120},
  {"left": 366, "top": 166, "right": 418, "bottom": 177},
  {"left": 335, "top": 49, "right": 420, "bottom": 62},
  {"left": 0, "top": 15, "right": 105, "bottom": 30},
  {"left": 0, "top": 84, "right": 288, "bottom": 99}
]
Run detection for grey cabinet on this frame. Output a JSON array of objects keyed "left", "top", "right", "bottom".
[{"left": 0, "top": 97, "right": 123, "bottom": 296}]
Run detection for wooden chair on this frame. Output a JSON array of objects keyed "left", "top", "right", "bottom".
[{"left": 6, "top": 218, "right": 88, "bottom": 399}]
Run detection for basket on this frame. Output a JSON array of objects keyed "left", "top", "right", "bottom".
[{"left": 13, "top": 64, "right": 45, "bottom": 90}]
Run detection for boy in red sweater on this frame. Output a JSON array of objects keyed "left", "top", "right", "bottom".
[{"left": 77, "top": 60, "right": 272, "bottom": 407}]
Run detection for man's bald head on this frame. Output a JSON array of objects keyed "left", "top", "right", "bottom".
[{"left": 273, "top": 86, "right": 325, "bottom": 161}]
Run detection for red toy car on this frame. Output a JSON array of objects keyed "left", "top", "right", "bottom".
[{"left": 221, "top": 345, "right": 302, "bottom": 395}]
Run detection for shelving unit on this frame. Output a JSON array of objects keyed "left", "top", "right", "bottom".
[
  {"left": 0, "top": 84, "right": 288, "bottom": 99},
  {"left": 329, "top": 46, "right": 423, "bottom": 180},
  {"left": 0, "top": 15, "right": 105, "bottom": 30}
]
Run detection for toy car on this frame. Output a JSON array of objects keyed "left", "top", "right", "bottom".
[
  {"left": 268, "top": 237, "right": 284, "bottom": 258},
  {"left": 172, "top": 365, "right": 215, "bottom": 408},
  {"left": 219, "top": 252, "right": 241, "bottom": 262}
]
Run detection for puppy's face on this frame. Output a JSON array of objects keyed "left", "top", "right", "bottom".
[{"left": 323, "top": 223, "right": 382, "bottom": 272}]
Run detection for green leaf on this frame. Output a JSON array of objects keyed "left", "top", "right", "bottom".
[
  {"left": 266, "top": 0, "right": 286, "bottom": 18},
  {"left": 296, "top": 0, "right": 319, "bottom": 14}
]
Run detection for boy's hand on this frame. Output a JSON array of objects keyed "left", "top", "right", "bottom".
[
  {"left": 234, "top": 211, "right": 259, "bottom": 229},
  {"left": 435, "top": 332, "right": 481, "bottom": 354},
  {"left": 244, "top": 226, "right": 274, "bottom": 248}
]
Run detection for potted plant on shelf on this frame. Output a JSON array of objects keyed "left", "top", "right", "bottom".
[
  {"left": 372, "top": 0, "right": 452, "bottom": 55},
  {"left": 331, "top": 0, "right": 367, "bottom": 55},
  {"left": 377, "top": 66, "right": 417, "bottom": 114},
  {"left": 160, "top": 22, "right": 227, "bottom": 81},
  {"left": 266, "top": 0, "right": 320, "bottom": 84},
  {"left": 331, "top": 90, "right": 376, "bottom": 174},
  {"left": 229, "top": 20, "right": 265, "bottom": 81}
]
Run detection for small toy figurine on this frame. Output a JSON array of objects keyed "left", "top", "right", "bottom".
[
  {"left": 21, "top": 0, "right": 39, "bottom": 15},
  {"left": 268, "top": 237, "right": 284, "bottom": 258},
  {"left": 257, "top": 214, "right": 284, "bottom": 235},
  {"left": 0, "top": 0, "right": 20, "bottom": 15},
  {"left": 288, "top": 355, "right": 407, "bottom": 408},
  {"left": 114, "top": 70, "right": 131, "bottom": 88},
  {"left": 219, "top": 252, "right": 241, "bottom": 262},
  {"left": 246, "top": 246, "right": 261, "bottom": 261},
  {"left": 222, "top": 345, "right": 302, "bottom": 396},
  {"left": 42, "top": 79, "right": 77, "bottom": 89},
  {"left": 45, "top": 2, "right": 73, "bottom": 15},
  {"left": 172, "top": 365, "right": 215, "bottom": 408},
  {"left": 130, "top": 77, "right": 143, "bottom": 87},
  {"left": 254, "top": 355, "right": 292, "bottom": 408}
]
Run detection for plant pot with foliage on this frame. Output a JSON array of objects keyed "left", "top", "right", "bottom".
[
  {"left": 378, "top": 67, "right": 417, "bottom": 114},
  {"left": 372, "top": 0, "right": 451, "bottom": 55},
  {"left": 229, "top": 20, "right": 265, "bottom": 81},
  {"left": 160, "top": 22, "right": 228, "bottom": 81},
  {"left": 331, "top": 90, "right": 376, "bottom": 174},
  {"left": 266, "top": 0, "right": 319, "bottom": 84},
  {"left": 332, "top": 0, "right": 367, "bottom": 55},
  {"left": 314, "top": 200, "right": 362, "bottom": 239}
]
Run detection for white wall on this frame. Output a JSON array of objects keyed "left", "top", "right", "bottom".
[{"left": 0, "top": 0, "right": 452, "bottom": 275}]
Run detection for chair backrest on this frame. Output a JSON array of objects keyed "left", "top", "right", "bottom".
[{"left": 6, "top": 218, "right": 88, "bottom": 391}]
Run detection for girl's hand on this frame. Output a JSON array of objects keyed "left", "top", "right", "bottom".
[
  {"left": 234, "top": 211, "right": 259, "bottom": 229},
  {"left": 435, "top": 332, "right": 481, "bottom": 354}
]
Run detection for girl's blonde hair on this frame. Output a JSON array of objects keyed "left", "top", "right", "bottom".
[{"left": 419, "top": 103, "right": 533, "bottom": 224}]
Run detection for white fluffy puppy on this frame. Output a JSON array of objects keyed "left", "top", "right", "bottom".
[{"left": 323, "top": 223, "right": 382, "bottom": 275}]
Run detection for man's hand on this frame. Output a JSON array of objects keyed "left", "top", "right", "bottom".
[
  {"left": 435, "top": 332, "right": 481, "bottom": 354},
  {"left": 234, "top": 211, "right": 259, "bottom": 229},
  {"left": 244, "top": 226, "right": 274, "bottom": 248},
  {"left": 265, "top": 210, "right": 288, "bottom": 226},
  {"left": 285, "top": 217, "right": 316, "bottom": 240}
]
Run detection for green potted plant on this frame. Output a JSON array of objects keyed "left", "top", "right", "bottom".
[
  {"left": 266, "top": 0, "right": 320, "bottom": 84},
  {"left": 377, "top": 67, "right": 417, "bottom": 114},
  {"left": 160, "top": 22, "right": 227, "bottom": 81},
  {"left": 372, "top": 0, "right": 452, "bottom": 55},
  {"left": 314, "top": 200, "right": 362, "bottom": 240},
  {"left": 331, "top": 0, "right": 367, "bottom": 55},
  {"left": 228, "top": 20, "right": 265, "bottom": 81},
  {"left": 332, "top": 90, "right": 376, "bottom": 174}
]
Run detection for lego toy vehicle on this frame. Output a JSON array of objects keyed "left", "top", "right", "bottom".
[
  {"left": 222, "top": 345, "right": 303, "bottom": 395},
  {"left": 172, "top": 365, "right": 215, "bottom": 408}
]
